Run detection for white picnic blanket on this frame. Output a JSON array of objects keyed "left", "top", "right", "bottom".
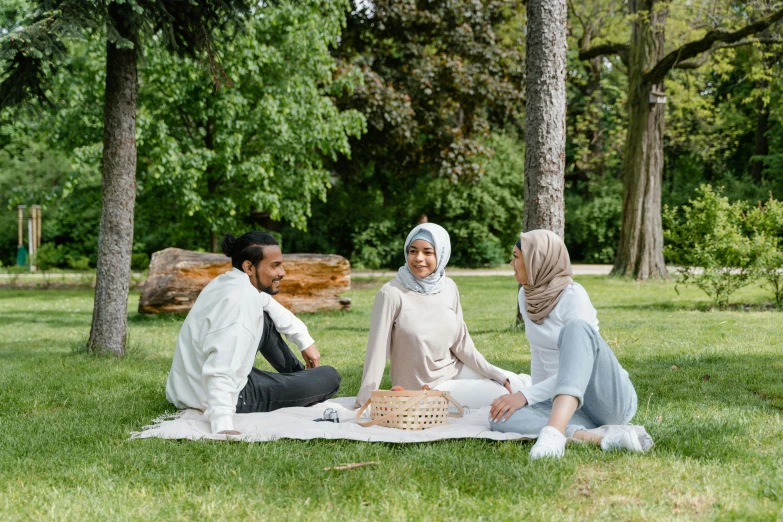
[{"left": 131, "top": 397, "right": 651, "bottom": 444}]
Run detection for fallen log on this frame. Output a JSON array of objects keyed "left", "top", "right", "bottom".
[{"left": 138, "top": 248, "right": 351, "bottom": 315}]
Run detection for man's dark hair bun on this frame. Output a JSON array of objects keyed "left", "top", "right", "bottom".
[
  {"left": 221, "top": 234, "right": 239, "bottom": 257},
  {"left": 221, "top": 231, "right": 279, "bottom": 270}
]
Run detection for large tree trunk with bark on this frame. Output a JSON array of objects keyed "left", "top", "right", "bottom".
[
  {"left": 523, "top": 0, "right": 567, "bottom": 237},
  {"left": 612, "top": 0, "right": 669, "bottom": 280},
  {"left": 88, "top": 8, "right": 138, "bottom": 356}
]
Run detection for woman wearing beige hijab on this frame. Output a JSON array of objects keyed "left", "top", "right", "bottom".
[{"left": 488, "top": 230, "right": 652, "bottom": 459}]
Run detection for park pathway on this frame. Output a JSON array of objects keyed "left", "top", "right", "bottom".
[
  {"left": 352, "top": 264, "right": 612, "bottom": 277},
  {"left": 0, "top": 265, "right": 613, "bottom": 284}
]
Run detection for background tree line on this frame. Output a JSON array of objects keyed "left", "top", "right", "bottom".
[{"left": 2, "top": 0, "right": 782, "bottom": 272}]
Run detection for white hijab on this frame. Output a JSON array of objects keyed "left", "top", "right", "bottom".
[{"left": 395, "top": 223, "right": 451, "bottom": 295}]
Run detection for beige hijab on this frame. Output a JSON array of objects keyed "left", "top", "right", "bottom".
[{"left": 519, "top": 230, "right": 573, "bottom": 324}]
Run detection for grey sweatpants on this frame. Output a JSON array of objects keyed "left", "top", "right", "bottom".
[{"left": 490, "top": 319, "right": 637, "bottom": 438}]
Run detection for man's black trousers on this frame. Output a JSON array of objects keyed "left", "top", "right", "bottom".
[{"left": 235, "top": 312, "right": 340, "bottom": 413}]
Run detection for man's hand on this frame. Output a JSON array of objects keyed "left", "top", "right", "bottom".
[
  {"left": 218, "top": 430, "right": 241, "bottom": 435},
  {"left": 301, "top": 344, "right": 321, "bottom": 369},
  {"left": 490, "top": 392, "right": 528, "bottom": 423}
]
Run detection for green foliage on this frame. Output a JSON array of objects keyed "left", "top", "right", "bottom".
[
  {"left": 348, "top": 219, "right": 402, "bottom": 270},
  {"left": 1, "top": 1, "right": 364, "bottom": 261},
  {"left": 0, "top": 0, "right": 257, "bottom": 107},
  {"left": 5, "top": 0, "right": 783, "bottom": 273},
  {"left": 428, "top": 132, "right": 526, "bottom": 267},
  {"left": 34, "top": 242, "right": 63, "bottom": 272},
  {"left": 565, "top": 178, "right": 623, "bottom": 263},
  {"left": 745, "top": 196, "right": 783, "bottom": 308},
  {"left": 284, "top": 1, "right": 526, "bottom": 268},
  {"left": 285, "top": 131, "right": 526, "bottom": 268},
  {"left": 663, "top": 185, "right": 771, "bottom": 307},
  {"left": 67, "top": 255, "right": 90, "bottom": 271},
  {"left": 334, "top": 0, "right": 525, "bottom": 184},
  {"left": 135, "top": 0, "right": 365, "bottom": 247},
  {"left": 564, "top": 9, "right": 629, "bottom": 264},
  {"left": 130, "top": 252, "right": 149, "bottom": 271},
  {"left": 0, "top": 100, "right": 76, "bottom": 265}
]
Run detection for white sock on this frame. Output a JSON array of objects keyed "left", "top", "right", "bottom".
[
  {"left": 600, "top": 430, "right": 644, "bottom": 453},
  {"left": 530, "top": 426, "right": 567, "bottom": 460}
]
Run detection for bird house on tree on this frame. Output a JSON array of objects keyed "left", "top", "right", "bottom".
[{"left": 649, "top": 89, "right": 667, "bottom": 105}]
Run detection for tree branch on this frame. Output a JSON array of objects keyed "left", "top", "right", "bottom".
[
  {"left": 567, "top": 0, "right": 588, "bottom": 35},
  {"left": 578, "top": 43, "right": 630, "bottom": 65},
  {"left": 646, "top": 7, "right": 783, "bottom": 84},
  {"left": 674, "top": 37, "right": 783, "bottom": 70}
]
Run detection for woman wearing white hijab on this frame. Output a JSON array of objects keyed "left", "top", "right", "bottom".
[
  {"left": 354, "top": 223, "right": 531, "bottom": 408},
  {"left": 489, "top": 230, "right": 653, "bottom": 459}
]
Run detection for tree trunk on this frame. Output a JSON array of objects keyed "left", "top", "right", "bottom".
[
  {"left": 88, "top": 8, "right": 138, "bottom": 356},
  {"left": 523, "top": 0, "right": 567, "bottom": 237},
  {"left": 612, "top": 0, "right": 669, "bottom": 280}
]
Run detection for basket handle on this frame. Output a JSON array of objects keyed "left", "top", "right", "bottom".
[
  {"left": 354, "top": 398, "right": 372, "bottom": 421},
  {"left": 441, "top": 391, "right": 466, "bottom": 418},
  {"left": 355, "top": 389, "right": 430, "bottom": 428}
]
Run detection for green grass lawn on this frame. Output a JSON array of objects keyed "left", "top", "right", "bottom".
[{"left": 1, "top": 276, "right": 782, "bottom": 521}]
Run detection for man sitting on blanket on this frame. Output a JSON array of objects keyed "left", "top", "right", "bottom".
[{"left": 166, "top": 231, "right": 341, "bottom": 435}]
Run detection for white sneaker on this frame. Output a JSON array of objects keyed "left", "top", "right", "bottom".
[
  {"left": 600, "top": 430, "right": 644, "bottom": 453},
  {"left": 529, "top": 426, "right": 567, "bottom": 460},
  {"left": 639, "top": 432, "right": 655, "bottom": 452}
]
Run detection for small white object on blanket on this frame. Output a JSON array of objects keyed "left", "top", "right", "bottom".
[{"left": 131, "top": 397, "right": 652, "bottom": 445}]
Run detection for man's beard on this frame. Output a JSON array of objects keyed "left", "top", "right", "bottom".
[{"left": 256, "top": 272, "right": 282, "bottom": 295}]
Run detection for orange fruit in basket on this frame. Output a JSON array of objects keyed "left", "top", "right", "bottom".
[{"left": 390, "top": 386, "right": 405, "bottom": 391}]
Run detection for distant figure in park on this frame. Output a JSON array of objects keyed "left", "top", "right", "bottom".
[
  {"left": 489, "top": 230, "right": 651, "bottom": 458},
  {"left": 355, "top": 223, "right": 531, "bottom": 409},
  {"left": 166, "top": 231, "right": 340, "bottom": 435}
]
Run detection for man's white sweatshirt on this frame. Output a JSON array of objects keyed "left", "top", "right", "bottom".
[{"left": 165, "top": 268, "right": 314, "bottom": 433}]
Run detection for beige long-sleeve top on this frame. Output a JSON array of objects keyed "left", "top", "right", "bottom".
[{"left": 355, "top": 277, "right": 507, "bottom": 407}]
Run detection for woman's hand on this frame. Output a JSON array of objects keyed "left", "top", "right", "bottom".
[
  {"left": 490, "top": 392, "right": 528, "bottom": 422},
  {"left": 503, "top": 379, "right": 512, "bottom": 394}
]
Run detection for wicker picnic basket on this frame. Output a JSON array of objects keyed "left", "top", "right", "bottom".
[{"left": 355, "top": 386, "right": 465, "bottom": 431}]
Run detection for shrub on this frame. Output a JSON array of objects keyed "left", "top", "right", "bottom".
[
  {"left": 350, "top": 220, "right": 403, "bottom": 270},
  {"left": 281, "top": 131, "right": 525, "bottom": 268},
  {"left": 67, "top": 255, "right": 91, "bottom": 271},
  {"left": 565, "top": 179, "right": 622, "bottom": 263},
  {"left": 745, "top": 195, "right": 783, "bottom": 308},
  {"left": 663, "top": 185, "right": 765, "bottom": 307},
  {"left": 68, "top": 255, "right": 95, "bottom": 287},
  {"left": 35, "top": 243, "right": 65, "bottom": 272},
  {"left": 131, "top": 253, "right": 150, "bottom": 271},
  {"left": 758, "top": 242, "right": 783, "bottom": 308},
  {"left": 4, "top": 264, "right": 26, "bottom": 286}
]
